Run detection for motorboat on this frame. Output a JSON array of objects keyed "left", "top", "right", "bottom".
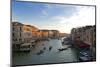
[
  {"left": 58, "top": 47, "right": 68, "bottom": 51},
  {"left": 79, "top": 50, "right": 92, "bottom": 62}
]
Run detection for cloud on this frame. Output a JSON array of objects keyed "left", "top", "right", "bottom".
[
  {"left": 50, "top": 6, "right": 95, "bottom": 33},
  {"left": 52, "top": 16, "right": 69, "bottom": 24},
  {"left": 40, "top": 4, "right": 51, "bottom": 17},
  {"left": 66, "top": 6, "right": 95, "bottom": 28},
  {"left": 37, "top": 6, "right": 95, "bottom": 33},
  {"left": 41, "top": 10, "right": 48, "bottom": 16}
]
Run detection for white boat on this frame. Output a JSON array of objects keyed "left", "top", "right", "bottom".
[{"left": 19, "top": 43, "right": 32, "bottom": 52}]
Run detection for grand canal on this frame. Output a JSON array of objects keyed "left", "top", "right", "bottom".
[{"left": 12, "top": 38, "right": 78, "bottom": 65}]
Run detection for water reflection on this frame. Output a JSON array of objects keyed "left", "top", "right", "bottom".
[{"left": 12, "top": 39, "right": 78, "bottom": 65}]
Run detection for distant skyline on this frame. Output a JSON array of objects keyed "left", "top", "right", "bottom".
[{"left": 12, "top": 0, "right": 95, "bottom": 33}]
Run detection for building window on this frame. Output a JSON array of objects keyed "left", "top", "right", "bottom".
[
  {"left": 12, "top": 33, "right": 14, "bottom": 37},
  {"left": 20, "top": 33, "right": 21, "bottom": 37},
  {"left": 20, "top": 27, "right": 21, "bottom": 31}
]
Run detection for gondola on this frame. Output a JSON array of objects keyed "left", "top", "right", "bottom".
[{"left": 36, "top": 50, "right": 44, "bottom": 55}]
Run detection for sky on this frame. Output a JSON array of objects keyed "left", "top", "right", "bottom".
[{"left": 12, "top": 0, "right": 95, "bottom": 33}]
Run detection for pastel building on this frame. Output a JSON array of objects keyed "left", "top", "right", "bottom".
[{"left": 12, "top": 22, "right": 23, "bottom": 49}]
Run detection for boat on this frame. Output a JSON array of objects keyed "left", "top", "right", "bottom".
[
  {"left": 61, "top": 37, "right": 72, "bottom": 45},
  {"left": 79, "top": 50, "right": 92, "bottom": 62},
  {"left": 49, "top": 46, "right": 52, "bottom": 51},
  {"left": 43, "top": 47, "right": 46, "bottom": 50},
  {"left": 19, "top": 43, "right": 32, "bottom": 52},
  {"left": 58, "top": 47, "right": 68, "bottom": 51},
  {"left": 36, "top": 50, "right": 44, "bottom": 55}
]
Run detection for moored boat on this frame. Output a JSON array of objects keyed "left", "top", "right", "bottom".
[{"left": 19, "top": 43, "right": 32, "bottom": 52}]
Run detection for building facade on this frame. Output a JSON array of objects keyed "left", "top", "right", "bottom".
[
  {"left": 71, "top": 25, "right": 96, "bottom": 59},
  {"left": 12, "top": 22, "right": 23, "bottom": 49},
  {"left": 71, "top": 25, "right": 96, "bottom": 46},
  {"left": 22, "top": 25, "right": 40, "bottom": 43},
  {"left": 49, "top": 30, "right": 60, "bottom": 39}
]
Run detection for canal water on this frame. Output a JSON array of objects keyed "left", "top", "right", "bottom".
[{"left": 12, "top": 39, "right": 78, "bottom": 65}]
